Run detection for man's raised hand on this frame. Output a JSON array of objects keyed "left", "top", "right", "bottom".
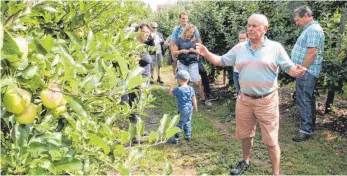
[{"left": 196, "top": 43, "right": 208, "bottom": 57}]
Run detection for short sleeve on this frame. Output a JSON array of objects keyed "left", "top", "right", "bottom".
[
  {"left": 174, "top": 38, "right": 181, "bottom": 48},
  {"left": 276, "top": 43, "right": 294, "bottom": 71},
  {"left": 171, "top": 27, "right": 179, "bottom": 42},
  {"left": 190, "top": 87, "right": 195, "bottom": 97},
  {"left": 306, "top": 29, "right": 321, "bottom": 48},
  {"left": 220, "top": 45, "right": 238, "bottom": 66},
  {"left": 172, "top": 87, "right": 180, "bottom": 96},
  {"left": 167, "top": 35, "right": 172, "bottom": 41},
  {"left": 194, "top": 27, "right": 200, "bottom": 39}
]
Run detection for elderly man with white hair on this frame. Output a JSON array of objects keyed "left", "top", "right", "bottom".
[{"left": 196, "top": 14, "right": 306, "bottom": 175}]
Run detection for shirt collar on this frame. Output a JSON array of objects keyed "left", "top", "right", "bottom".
[
  {"left": 178, "top": 24, "right": 184, "bottom": 30},
  {"left": 303, "top": 21, "right": 318, "bottom": 30},
  {"left": 246, "top": 36, "right": 269, "bottom": 48}
]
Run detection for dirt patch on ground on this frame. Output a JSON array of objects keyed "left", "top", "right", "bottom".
[{"left": 209, "top": 119, "right": 234, "bottom": 138}]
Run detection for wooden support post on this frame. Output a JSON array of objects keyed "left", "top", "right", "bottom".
[{"left": 223, "top": 68, "right": 226, "bottom": 86}]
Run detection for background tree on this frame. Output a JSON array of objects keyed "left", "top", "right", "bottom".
[{"left": 151, "top": 0, "right": 347, "bottom": 112}]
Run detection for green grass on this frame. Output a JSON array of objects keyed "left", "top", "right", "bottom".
[{"left": 133, "top": 66, "right": 347, "bottom": 175}]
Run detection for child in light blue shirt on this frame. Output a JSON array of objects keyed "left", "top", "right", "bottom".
[{"left": 168, "top": 70, "right": 198, "bottom": 144}]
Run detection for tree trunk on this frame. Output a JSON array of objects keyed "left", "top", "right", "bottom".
[
  {"left": 336, "top": 4, "right": 347, "bottom": 53},
  {"left": 324, "top": 5, "right": 346, "bottom": 114},
  {"left": 325, "top": 91, "right": 335, "bottom": 113}
]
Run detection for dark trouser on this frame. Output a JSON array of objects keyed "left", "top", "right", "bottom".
[
  {"left": 296, "top": 72, "right": 317, "bottom": 135},
  {"left": 198, "top": 62, "right": 211, "bottom": 98},
  {"left": 233, "top": 72, "right": 240, "bottom": 94},
  {"left": 226, "top": 66, "right": 233, "bottom": 85},
  {"left": 121, "top": 91, "right": 139, "bottom": 124},
  {"left": 167, "top": 50, "right": 173, "bottom": 65}
]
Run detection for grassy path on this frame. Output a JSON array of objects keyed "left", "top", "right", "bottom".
[{"left": 133, "top": 66, "right": 347, "bottom": 175}]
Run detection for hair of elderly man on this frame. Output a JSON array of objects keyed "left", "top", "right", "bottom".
[
  {"left": 294, "top": 6, "right": 313, "bottom": 18},
  {"left": 179, "top": 12, "right": 188, "bottom": 18},
  {"left": 248, "top": 14, "right": 269, "bottom": 27}
]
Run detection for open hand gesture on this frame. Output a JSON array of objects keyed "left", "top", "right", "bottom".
[{"left": 196, "top": 43, "right": 209, "bottom": 57}]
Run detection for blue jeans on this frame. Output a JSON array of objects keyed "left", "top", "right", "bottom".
[
  {"left": 175, "top": 107, "right": 193, "bottom": 138},
  {"left": 296, "top": 72, "right": 317, "bottom": 135},
  {"left": 233, "top": 72, "right": 240, "bottom": 94}
]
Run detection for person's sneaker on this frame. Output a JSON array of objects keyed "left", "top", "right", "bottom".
[
  {"left": 157, "top": 77, "right": 164, "bottom": 84},
  {"left": 184, "top": 136, "right": 191, "bottom": 142},
  {"left": 230, "top": 160, "right": 251, "bottom": 175},
  {"left": 150, "top": 77, "right": 155, "bottom": 84},
  {"left": 167, "top": 137, "right": 179, "bottom": 144},
  {"left": 204, "top": 99, "right": 212, "bottom": 106},
  {"left": 142, "top": 131, "right": 149, "bottom": 136},
  {"left": 207, "top": 95, "right": 218, "bottom": 101},
  {"left": 132, "top": 137, "right": 143, "bottom": 144},
  {"left": 292, "top": 132, "right": 311, "bottom": 142}
]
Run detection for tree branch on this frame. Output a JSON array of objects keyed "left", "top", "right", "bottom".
[
  {"left": 72, "top": 2, "right": 114, "bottom": 30},
  {"left": 48, "top": 87, "right": 122, "bottom": 98},
  {"left": 62, "top": 1, "right": 102, "bottom": 26}
]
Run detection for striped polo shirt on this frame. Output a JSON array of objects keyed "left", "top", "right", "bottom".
[{"left": 221, "top": 37, "right": 294, "bottom": 95}]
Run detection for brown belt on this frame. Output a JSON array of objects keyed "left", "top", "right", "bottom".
[{"left": 243, "top": 90, "right": 275, "bottom": 99}]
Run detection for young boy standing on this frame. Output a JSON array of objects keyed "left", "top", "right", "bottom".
[{"left": 168, "top": 70, "right": 198, "bottom": 144}]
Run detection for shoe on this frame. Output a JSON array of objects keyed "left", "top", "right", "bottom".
[
  {"left": 184, "top": 136, "right": 191, "bottom": 142},
  {"left": 230, "top": 160, "right": 250, "bottom": 175},
  {"left": 157, "top": 77, "right": 164, "bottom": 84},
  {"left": 207, "top": 95, "right": 218, "bottom": 101},
  {"left": 167, "top": 137, "right": 179, "bottom": 144},
  {"left": 292, "top": 132, "right": 311, "bottom": 142},
  {"left": 132, "top": 137, "right": 143, "bottom": 144},
  {"left": 205, "top": 99, "right": 212, "bottom": 106},
  {"left": 142, "top": 131, "right": 149, "bottom": 136},
  {"left": 150, "top": 77, "right": 155, "bottom": 84}
]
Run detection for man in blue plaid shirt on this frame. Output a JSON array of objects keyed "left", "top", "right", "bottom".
[{"left": 291, "top": 6, "right": 325, "bottom": 142}]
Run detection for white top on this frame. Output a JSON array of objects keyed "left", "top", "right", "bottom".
[
  {"left": 154, "top": 33, "right": 162, "bottom": 54},
  {"left": 233, "top": 66, "right": 239, "bottom": 73}
]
